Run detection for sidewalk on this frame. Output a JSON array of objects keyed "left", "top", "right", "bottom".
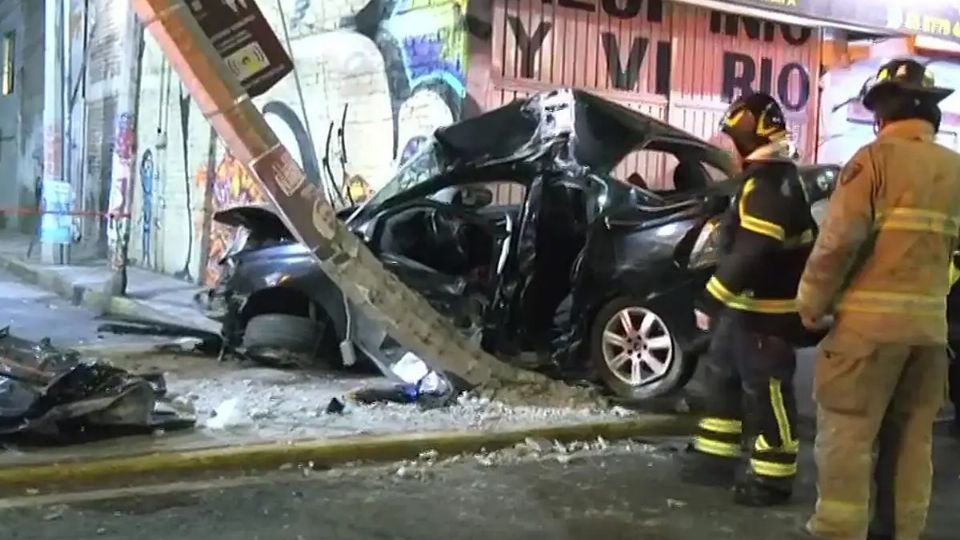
[{"left": 0, "top": 232, "right": 217, "bottom": 333}]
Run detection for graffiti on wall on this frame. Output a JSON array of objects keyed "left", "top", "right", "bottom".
[
  {"left": 133, "top": 0, "right": 475, "bottom": 285},
  {"left": 202, "top": 152, "right": 264, "bottom": 285},
  {"left": 139, "top": 149, "right": 156, "bottom": 266},
  {"left": 174, "top": 86, "right": 197, "bottom": 280},
  {"left": 106, "top": 112, "right": 136, "bottom": 258},
  {"left": 352, "top": 0, "right": 472, "bottom": 159}
]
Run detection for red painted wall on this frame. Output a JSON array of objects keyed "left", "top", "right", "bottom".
[{"left": 475, "top": 0, "right": 822, "bottom": 189}]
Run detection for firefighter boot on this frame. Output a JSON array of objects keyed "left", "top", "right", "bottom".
[
  {"left": 733, "top": 469, "right": 792, "bottom": 507},
  {"left": 679, "top": 443, "right": 738, "bottom": 487}
]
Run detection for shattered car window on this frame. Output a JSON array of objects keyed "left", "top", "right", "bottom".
[
  {"left": 360, "top": 141, "right": 445, "bottom": 211},
  {"left": 616, "top": 149, "right": 678, "bottom": 192}
]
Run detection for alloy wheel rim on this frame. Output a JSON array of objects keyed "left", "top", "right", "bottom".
[{"left": 601, "top": 306, "right": 674, "bottom": 387}]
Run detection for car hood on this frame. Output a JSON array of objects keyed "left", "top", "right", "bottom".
[
  {"left": 214, "top": 203, "right": 286, "bottom": 230},
  {"left": 214, "top": 203, "right": 357, "bottom": 238}
]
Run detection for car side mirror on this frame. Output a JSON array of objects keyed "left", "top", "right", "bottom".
[{"left": 456, "top": 186, "right": 494, "bottom": 208}]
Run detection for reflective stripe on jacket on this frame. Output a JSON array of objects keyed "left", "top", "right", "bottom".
[
  {"left": 798, "top": 119, "right": 960, "bottom": 345},
  {"left": 699, "top": 157, "right": 818, "bottom": 342}
]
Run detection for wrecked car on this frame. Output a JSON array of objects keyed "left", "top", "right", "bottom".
[{"left": 197, "top": 89, "right": 838, "bottom": 401}]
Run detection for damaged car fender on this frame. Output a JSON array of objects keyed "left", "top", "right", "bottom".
[{"left": 206, "top": 205, "right": 351, "bottom": 356}]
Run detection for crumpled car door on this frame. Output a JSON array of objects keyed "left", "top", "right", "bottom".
[{"left": 481, "top": 180, "right": 537, "bottom": 355}]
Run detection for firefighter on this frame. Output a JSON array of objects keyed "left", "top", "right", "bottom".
[
  {"left": 681, "top": 92, "right": 821, "bottom": 507},
  {"left": 798, "top": 59, "right": 960, "bottom": 540}
]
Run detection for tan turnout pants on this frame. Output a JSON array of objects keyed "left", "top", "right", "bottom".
[{"left": 806, "top": 327, "right": 949, "bottom": 540}]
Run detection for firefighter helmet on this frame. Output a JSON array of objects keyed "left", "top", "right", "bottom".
[
  {"left": 862, "top": 58, "right": 953, "bottom": 111},
  {"left": 719, "top": 92, "right": 789, "bottom": 159}
]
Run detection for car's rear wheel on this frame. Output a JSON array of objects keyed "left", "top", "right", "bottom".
[
  {"left": 242, "top": 313, "right": 323, "bottom": 352},
  {"left": 589, "top": 296, "right": 688, "bottom": 400}
]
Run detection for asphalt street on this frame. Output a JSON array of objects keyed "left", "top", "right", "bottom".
[
  {"left": 0, "top": 268, "right": 143, "bottom": 348},
  {"left": 1, "top": 434, "right": 957, "bottom": 540}
]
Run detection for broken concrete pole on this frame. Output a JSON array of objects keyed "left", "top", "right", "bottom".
[{"left": 128, "top": 0, "right": 588, "bottom": 402}]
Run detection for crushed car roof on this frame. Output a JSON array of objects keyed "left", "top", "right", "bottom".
[{"left": 434, "top": 89, "right": 728, "bottom": 172}]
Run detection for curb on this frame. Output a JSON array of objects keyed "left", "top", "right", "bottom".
[
  {"left": 107, "top": 295, "right": 197, "bottom": 327},
  {"left": 0, "top": 253, "right": 184, "bottom": 323},
  {"left": 0, "top": 415, "right": 695, "bottom": 492},
  {"left": 0, "top": 254, "right": 113, "bottom": 315}
]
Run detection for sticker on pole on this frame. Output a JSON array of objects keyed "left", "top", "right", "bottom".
[
  {"left": 186, "top": 0, "right": 293, "bottom": 98},
  {"left": 225, "top": 42, "right": 271, "bottom": 82},
  {"left": 251, "top": 148, "right": 306, "bottom": 197}
]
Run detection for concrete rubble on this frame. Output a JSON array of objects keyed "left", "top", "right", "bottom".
[
  {"left": 286, "top": 435, "right": 674, "bottom": 484},
  {"left": 167, "top": 366, "right": 638, "bottom": 441}
]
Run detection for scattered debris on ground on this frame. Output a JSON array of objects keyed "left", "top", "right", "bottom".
[
  {"left": 59, "top": 347, "right": 631, "bottom": 444},
  {"left": 0, "top": 328, "right": 195, "bottom": 445},
  {"left": 283, "top": 436, "right": 680, "bottom": 484},
  {"left": 171, "top": 368, "right": 637, "bottom": 441},
  {"left": 98, "top": 318, "right": 607, "bottom": 410}
]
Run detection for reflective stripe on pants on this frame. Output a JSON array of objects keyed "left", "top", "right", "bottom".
[
  {"left": 694, "top": 313, "right": 799, "bottom": 487},
  {"left": 694, "top": 417, "right": 743, "bottom": 458}
]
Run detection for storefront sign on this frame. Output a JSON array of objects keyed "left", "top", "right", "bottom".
[
  {"left": 185, "top": 0, "right": 293, "bottom": 97},
  {"left": 720, "top": 1, "right": 960, "bottom": 45},
  {"left": 506, "top": 2, "right": 812, "bottom": 111}
]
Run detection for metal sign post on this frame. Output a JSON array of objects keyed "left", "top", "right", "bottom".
[{"left": 127, "top": 0, "right": 555, "bottom": 391}]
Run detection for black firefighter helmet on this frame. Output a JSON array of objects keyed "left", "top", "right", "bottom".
[
  {"left": 862, "top": 58, "right": 953, "bottom": 111},
  {"left": 719, "top": 92, "right": 789, "bottom": 159}
]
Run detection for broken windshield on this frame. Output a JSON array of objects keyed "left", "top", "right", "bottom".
[{"left": 351, "top": 140, "right": 446, "bottom": 219}]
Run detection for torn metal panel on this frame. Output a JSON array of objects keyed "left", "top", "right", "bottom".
[{"left": 0, "top": 330, "right": 195, "bottom": 444}]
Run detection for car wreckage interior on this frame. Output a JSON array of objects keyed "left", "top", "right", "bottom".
[
  {"left": 360, "top": 138, "right": 730, "bottom": 354},
  {"left": 362, "top": 165, "right": 596, "bottom": 342}
]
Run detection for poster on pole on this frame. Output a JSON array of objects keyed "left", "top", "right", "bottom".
[
  {"left": 185, "top": 0, "right": 293, "bottom": 97},
  {"left": 40, "top": 180, "right": 73, "bottom": 245}
]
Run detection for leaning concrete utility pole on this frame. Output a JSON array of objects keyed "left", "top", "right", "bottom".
[{"left": 128, "top": 0, "right": 580, "bottom": 397}]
